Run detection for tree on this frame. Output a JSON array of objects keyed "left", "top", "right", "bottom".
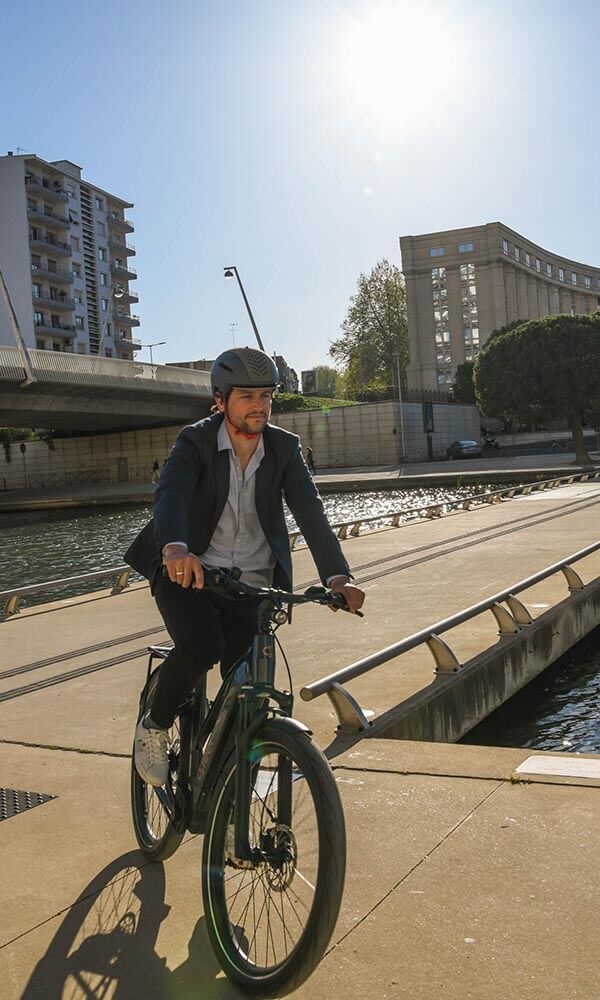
[
  {"left": 313, "top": 365, "right": 343, "bottom": 399},
  {"left": 330, "top": 259, "right": 408, "bottom": 400},
  {"left": 474, "top": 314, "right": 600, "bottom": 465},
  {"left": 452, "top": 361, "right": 476, "bottom": 405}
]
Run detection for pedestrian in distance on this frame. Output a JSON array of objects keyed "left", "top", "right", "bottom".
[
  {"left": 125, "top": 346, "right": 365, "bottom": 786},
  {"left": 151, "top": 459, "right": 160, "bottom": 484},
  {"left": 306, "top": 446, "right": 316, "bottom": 476}
]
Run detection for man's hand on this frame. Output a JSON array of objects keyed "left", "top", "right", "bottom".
[
  {"left": 162, "top": 544, "right": 204, "bottom": 589},
  {"left": 328, "top": 576, "right": 365, "bottom": 615}
]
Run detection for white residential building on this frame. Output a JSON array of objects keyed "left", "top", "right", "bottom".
[{"left": 0, "top": 151, "right": 140, "bottom": 357}]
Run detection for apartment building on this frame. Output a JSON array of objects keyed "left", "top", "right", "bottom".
[
  {"left": 400, "top": 222, "right": 600, "bottom": 392},
  {"left": 0, "top": 151, "right": 139, "bottom": 357}
]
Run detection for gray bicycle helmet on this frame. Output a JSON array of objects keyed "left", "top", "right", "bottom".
[{"left": 211, "top": 347, "right": 279, "bottom": 396}]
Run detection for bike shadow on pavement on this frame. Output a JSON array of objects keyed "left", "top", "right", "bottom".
[{"left": 21, "top": 850, "right": 249, "bottom": 999}]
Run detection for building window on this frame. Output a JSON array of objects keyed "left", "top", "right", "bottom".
[
  {"left": 502, "top": 239, "right": 509, "bottom": 255},
  {"left": 458, "top": 243, "right": 474, "bottom": 253},
  {"left": 51, "top": 314, "right": 61, "bottom": 328},
  {"left": 460, "top": 262, "right": 480, "bottom": 361},
  {"left": 52, "top": 341, "right": 62, "bottom": 352},
  {"left": 546, "top": 263, "right": 552, "bottom": 278},
  {"left": 535, "top": 258, "right": 541, "bottom": 272},
  {"left": 99, "top": 272, "right": 108, "bottom": 286},
  {"left": 72, "top": 263, "right": 81, "bottom": 278},
  {"left": 584, "top": 275, "right": 592, "bottom": 288},
  {"left": 98, "top": 247, "right": 107, "bottom": 261},
  {"left": 66, "top": 182, "right": 76, "bottom": 199},
  {"left": 30, "top": 226, "right": 38, "bottom": 241},
  {"left": 105, "top": 349, "right": 113, "bottom": 357},
  {"left": 431, "top": 267, "right": 451, "bottom": 374},
  {"left": 76, "top": 316, "right": 85, "bottom": 330},
  {"left": 36, "top": 340, "right": 45, "bottom": 349},
  {"left": 32, "top": 283, "right": 41, "bottom": 299},
  {"left": 525, "top": 253, "right": 531, "bottom": 267},
  {"left": 95, "top": 196, "right": 104, "bottom": 211},
  {"left": 69, "top": 210, "right": 80, "bottom": 225},
  {"left": 30, "top": 255, "right": 41, "bottom": 270},
  {"left": 559, "top": 267, "right": 565, "bottom": 282},
  {"left": 101, "top": 298, "right": 108, "bottom": 312},
  {"left": 571, "top": 272, "right": 577, "bottom": 285},
  {"left": 77, "top": 343, "right": 86, "bottom": 354},
  {"left": 34, "top": 310, "right": 44, "bottom": 326},
  {"left": 97, "top": 221, "right": 106, "bottom": 237},
  {"left": 430, "top": 247, "right": 445, "bottom": 257},
  {"left": 514, "top": 246, "right": 520, "bottom": 261},
  {"left": 74, "top": 292, "right": 83, "bottom": 305},
  {"left": 71, "top": 236, "right": 80, "bottom": 252},
  {"left": 570, "top": 293, "right": 576, "bottom": 315}
]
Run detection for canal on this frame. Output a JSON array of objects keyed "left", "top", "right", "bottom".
[{"left": 2, "top": 485, "right": 600, "bottom": 753}]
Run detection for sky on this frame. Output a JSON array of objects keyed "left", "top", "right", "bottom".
[{"left": 1, "top": 0, "right": 599, "bottom": 375}]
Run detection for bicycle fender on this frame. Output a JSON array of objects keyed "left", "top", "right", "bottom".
[{"left": 263, "top": 716, "right": 312, "bottom": 739}]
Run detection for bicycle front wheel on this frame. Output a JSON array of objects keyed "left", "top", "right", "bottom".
[{"left": 202, "top": 721, "right": 346, "bottom": 997}]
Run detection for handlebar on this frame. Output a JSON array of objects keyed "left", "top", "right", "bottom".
[{"left": 203, "top": 567, "right": 363, "bottom": 616}]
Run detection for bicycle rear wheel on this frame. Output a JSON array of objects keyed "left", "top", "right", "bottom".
[
  {"left": 130, "top": 668, "right": 185, "bottom": 862},
  {"left": 202, "top": 720, "right": 346, "bottom": 997}
]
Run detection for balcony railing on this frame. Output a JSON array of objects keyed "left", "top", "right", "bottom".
[
  {"left": 32, "top": 294, "right": 74, "bottom": 310},
  {"left": 115, "top": 311, "right": 140, "bottom": 326},
  {"left": 108, "top": 236, "right": 136, "bottom": 255},
  {"left": 24, "top": 176, "right": 69, "bottom": 201},
  {"left": 34, "top": 322, "right": 76, "bottom": 337},
  {"left": 29, "top": 234, "right": 72, "bottom": 256},
  {"left": 110, "top": 261, "right": 137, "bottom": 279},
  {"left": 27, "top": 206, "right": 70, "bottom": 229},
  {"left": 30, "top": 263, "right": 73, "bottom": 283},
  {"left": 108, "top": 214, "right": 134, "bottom": 233}
]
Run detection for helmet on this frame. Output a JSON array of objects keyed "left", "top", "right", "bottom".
[{"left": 211, "top": 347, "right": 279, "bottom": 397}]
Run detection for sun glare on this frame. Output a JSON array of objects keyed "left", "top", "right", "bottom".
[{"left": 335, "top": 1, "right": 464, "bottom": 130}]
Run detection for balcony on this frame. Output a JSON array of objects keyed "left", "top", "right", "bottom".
[
  {"left": 108, "top": 213, "right": 135, "bottom": 234},
  {"left": 122, "top": 289, "right": 139, "bottom": 304},
  {"left": 30, "top": 263, "right": 73, "bottom": 284},
  {"left": 29, "top": 233, "right": 72, "bottom": 256},
  {"left": 32, "top": 293, "right": 74, "bottom": 311},
  {"left": 110, "top": 260, "right": 137, "bottom": 280},
  {"left": 27, "top": 206, "right": 70, "bottom": 229},
  {"left": 114, "top": 310, "right": 141, "bottom": 327},
  {"left": 34, "top": 322, "right": 76, "bottom": 338},
  {"left": 25, "top": 175, "right": 69, "bottom": 202},
  {"left": 114, "top": 332, "right": 141, "bottom": 352},
  {"left": 108, "top": 235, "right": 136, "bottom": 256}
]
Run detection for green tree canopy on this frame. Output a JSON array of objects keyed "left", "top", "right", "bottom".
[
  {"left": 452, "top": 361, "right": 476, "bottom": 405},
  {"left": 474, "top": 314, "right": 600, "bottom": 465},
  {"left": 312, "top": 365, "right": 343, "bottom": 398},
  {"left": 329, "top": 259, "right": 408, "bottom": 400}
]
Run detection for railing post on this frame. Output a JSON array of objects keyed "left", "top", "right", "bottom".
[
  {"left": 326, "top": 683, "right": 373, "bottom": 733},
  {"left": 490, "top": 602, "right": 520, "bottom": 635},
  {"left": 111, "top": 569, "right": 131, "bottom": 594},
  {"left": 1, "top": 594, "right": 20, "bottom": 618},
  {"left": 427, "top": 634, "right": 461, "bottom": 673},
  {"left": 561, "top": 565, "right": 584, "bottom": 591}
]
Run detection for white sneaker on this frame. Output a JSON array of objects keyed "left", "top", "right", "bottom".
[{"left": 134, "top": 716, "right": 169, "bottom": 787}]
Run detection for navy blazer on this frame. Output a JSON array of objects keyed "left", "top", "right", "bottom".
[{"left": 124, "top": 412, "right": 351, "bottom": 592}]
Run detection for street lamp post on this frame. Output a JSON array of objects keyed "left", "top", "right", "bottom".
[
  {"left": 97, "top": 283, "right": 125, "bottom": 357},
  {"left": 223, "top": 266, "right": 266, "bottom": 351},
  {"left": 394, "top": 352, "right": 408, "bottom": 464},
  {"left": 136, "top": 341, "right": 166, "bottom": 365}
]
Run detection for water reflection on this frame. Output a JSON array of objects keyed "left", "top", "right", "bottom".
[{"left": 463, "top": 627, "right": 600, "bottom": 753}]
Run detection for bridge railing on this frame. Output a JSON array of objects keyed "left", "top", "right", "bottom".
[
  {"left": 2, "top": 470, "right": 599, "bottom": 617},
  {"left": 299, "top": 539, "right": 600, "bottom": 734},
  {"left": 0, "top": 346, "right": 212, "bottom": 394}
]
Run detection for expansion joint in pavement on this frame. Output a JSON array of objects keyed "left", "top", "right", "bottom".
[
  {"left": 0, "top": 737, "right": 131, "bottom": 759},
  {"left": 325, "top": 780, "right": 504, "bottom": 957}
]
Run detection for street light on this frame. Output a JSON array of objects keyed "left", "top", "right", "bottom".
[
  {"left": 394, "top": 352, "right": 408, "bottom": 464},
  {"left": 223, "top": 266, "right": 266, "bottom": 351},
  {"left": 97, "top": 283, "right": 125, "bottom": 357},
  {"left": 136, "top": 340, "right": 166, "bottom": 365}
]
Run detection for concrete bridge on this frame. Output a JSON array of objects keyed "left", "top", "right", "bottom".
[
  {"left": 2, "top": 481, "right": 600, "bottom": 996},
  {"left": 0, "top": 346, "right": 212, "bottom": 430}
]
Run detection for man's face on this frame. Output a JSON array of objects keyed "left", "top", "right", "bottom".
[{"left": 217, "top": 387, "right": 273, "bottom": 435}]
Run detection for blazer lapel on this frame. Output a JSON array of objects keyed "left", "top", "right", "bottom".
[{"left": 255, "top": 434, "right": 275, "bottom": 538}]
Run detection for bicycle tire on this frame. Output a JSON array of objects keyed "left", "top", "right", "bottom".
[
  {"left": 130, "top": 668, "right": 185, "bottom": 862},
  {"left": 202, "top": 720, "right": 346, "bottom": 996}
]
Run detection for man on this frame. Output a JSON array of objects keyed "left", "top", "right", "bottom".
[{"left": 125, "top": 346, "right": 365, "bottom": 786}]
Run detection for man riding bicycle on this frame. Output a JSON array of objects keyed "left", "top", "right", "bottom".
[{"left": 124, "top": 346, "right": 365, "bottom": 787}]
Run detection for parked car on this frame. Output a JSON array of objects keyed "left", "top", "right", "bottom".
[{"left": 446, "top": 440, "right": 482, "bottom": 459}]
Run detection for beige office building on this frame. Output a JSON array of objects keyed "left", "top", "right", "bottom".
[
  {"left": 0, "top": 152, "right": 139, "bottom": 357},
  {"left": 400, "top": 222, "right": 600, "bottom": 392}
]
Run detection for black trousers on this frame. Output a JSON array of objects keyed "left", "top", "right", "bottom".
[{"left": 149, "top": 573, "right": 261, "bottom": 729}]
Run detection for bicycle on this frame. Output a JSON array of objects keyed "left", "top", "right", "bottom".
[{"left": 131, "top": 567, "right": 357, "bottom": 996}]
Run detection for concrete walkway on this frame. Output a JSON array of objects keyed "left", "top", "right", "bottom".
[{"left": 2, "top": 484, "right": 600, "bottom": 997}]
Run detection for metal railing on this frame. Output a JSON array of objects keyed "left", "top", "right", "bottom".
[
  {"left": 289, "top": 469, "right": 600, "bottom": 549},
  {"left": 300, "top": 539, "right": 600, "bottom": 733},
  {"left": 0, "top": 567, "right": 132, "bottom": 619}
]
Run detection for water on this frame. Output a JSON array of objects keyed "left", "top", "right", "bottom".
[
  {"left": 0, "top": 485, "right": 484, "bottom": 606},
  {"left": 463, "top": 628, "right": 600, "bottom": 754}
]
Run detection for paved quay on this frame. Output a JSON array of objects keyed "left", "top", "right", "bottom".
[
  {"left": 0, "top": 452, "right": 596, "bottom": 511},
  {"left": 2, "top": 482, "right": 600, "bottom": 997}
]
